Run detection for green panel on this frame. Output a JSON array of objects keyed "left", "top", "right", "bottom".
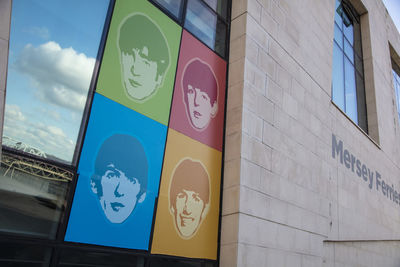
[{"left": 96, "top": 0, "right": 182, "bottom": 125}]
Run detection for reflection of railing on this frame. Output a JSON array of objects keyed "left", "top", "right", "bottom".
[
  {"left": 1, "top": 153, "right": 73, "bottom": 183},
  {"left": 2, "top": 136, "right": 47, "bottom": 158}
]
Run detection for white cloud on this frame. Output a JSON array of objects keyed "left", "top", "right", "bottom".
[
  {"left": 3, "top": 104, "right": 75, "bottom": 162},
  {"left": 14, "top": 41, "right": 95, "bottom": 112},
  {"left": 5, "top": 104, "right": 25, "bottom": 122}
]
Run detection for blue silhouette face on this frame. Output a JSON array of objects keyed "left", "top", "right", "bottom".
[{"left": 97, "top": 163, "right": 145, "bottom": 223}]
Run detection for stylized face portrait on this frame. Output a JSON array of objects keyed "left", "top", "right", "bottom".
[
  {"left": 118, "top": 14, "right": 170, "bottom": 101},
  {"left": 169, "top": 158, "right": 210, "bottom": 238},
  {"left": 182, "top": 59, "right": 218, "bottom": 130},
  {"left": 91, "top": 134, "right": 148, "bottom": 223}
]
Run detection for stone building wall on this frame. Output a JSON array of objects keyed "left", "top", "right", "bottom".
[{"left": 221, "top": 0, "right": 400, "bottom": 266}]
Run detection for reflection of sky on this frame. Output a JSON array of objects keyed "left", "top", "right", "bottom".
[
  {"left": 5, "top": 0, "right": 109, "bottom": 162},
  {"left": 383, "top": 0, "right": 400, "bottom": 33}
]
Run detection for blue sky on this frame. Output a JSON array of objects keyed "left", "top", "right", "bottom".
[
  {"left": 383, "top": 0, "right": 400, "bottom": 32},
  {"left": 4, "top": 0, "right": 109, "bottom": 162}
]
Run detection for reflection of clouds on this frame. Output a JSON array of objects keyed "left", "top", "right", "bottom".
[
  {"left": 3, "top": 104, "right": 74, "bottom": 162},
  {"left": 5, "top": 104, "right": 26, "bottom": 122},
  {"left": 14, "top": 41, "right": 95, "bottom": 112},
  {"left": 24, "top": 26, "right": 50, "bottom": 40}
]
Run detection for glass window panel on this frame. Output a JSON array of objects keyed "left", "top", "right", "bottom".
[
  {"left": 203, "top": 0, "right": 228, "bottom": 19},
  {"left": 332, "top": 42, "right": 345, "bottom": 110},
  {"left": 343, "top": 21, "right": 354, "bottom": 45},
  {"left": 393, "top": 70, "right": 400, "bottom": 122},
  {"left": 215, "top": 19, "right": 227, "bottom": 57},
  {"left": 354, "top": 53, "right": 363, "bottom": 75},
  {"left": 335, "top": 0, "right": 343, "bottom": 28},
  {"left": 152, "top": 0, "right": 184, "bottom": 20},
  {"left": 0, "top": 242, "right": 52, "bottom": 264},
  {"left": 58, "top": 248, "right": 145, "bottom": 267},
  {"left": 344, "top": 57, "right": 358, "bottom": 123},
  {"left": 184, "top": 0, "right": 217, "bottom": 50},
  {"left": 334, "top": 23, "right": 343, "bottom": 48},
  {"left": 355, "top": 73, "right": 367, "bottom": 132},
  {"left": 4, "top": 0, "right": 109, "bottom": 164},
  {"left": 149, "top": 258, "right": 202, "bottom": 267},
  {"left": 0, "top": 151, "right": 73, "bottom": 238},
  {"left": 204, "top": 0, "right": 218, "bottom": 10},
  {"left": 344, "top": 38, "right": 354, "bottom": 64},
  {"left": 353, "top": 22, "right": 362, "bottom": 58}
]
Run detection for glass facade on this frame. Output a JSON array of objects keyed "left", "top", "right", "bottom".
[
  {"left": 332, "top": 0, "right": 367, "bottom": 132},
  {"left": 0, "top": 0, "right": 230, "bottom": 266},
  {"left": 392, "top": 61, "right": 400, "bottom": 124}
]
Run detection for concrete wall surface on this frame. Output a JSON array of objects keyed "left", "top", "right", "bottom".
[
  {"left": 323, "top": 240, "right": 400, "bottom": 266},
  {"left": 221, "top": 0, "right": 400, "bottom": 266}
]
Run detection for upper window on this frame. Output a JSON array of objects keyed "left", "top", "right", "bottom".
[
  {"left": 392, "top": 60, "right": 400, "bottom": 123},
  {"left": 332, "top": 0, "right": 368, "bottom": 132},
  {"left": 151, "top": 0, "right": 229, "bottom": 57}
]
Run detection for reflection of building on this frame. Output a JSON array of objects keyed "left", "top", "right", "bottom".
[{"left": 1, "top": 0, "right": 400, "bottom": 266}]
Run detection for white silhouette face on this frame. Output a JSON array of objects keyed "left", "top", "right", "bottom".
[
  {"left": 121, "top": 46, "right": 162, "bottom": 100},
  {"left": 96, "top": 164, "right": 145, "bottom": 223},
  {"left": 172, "top": 189, "right": 207, "bottom": 238},
  {"left": 186, "top": 85, "right": 217, "bottom": 130}
]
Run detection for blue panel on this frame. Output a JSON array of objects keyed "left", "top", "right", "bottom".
[
  {"left": 65, "top": 93, "right": 167, "bottom": 250},
  {"left": 332, "top": 42, "right": 345, "bottom": 110},
  {"left": 344, "top": 57, "right": 358, "bottom": 123}
]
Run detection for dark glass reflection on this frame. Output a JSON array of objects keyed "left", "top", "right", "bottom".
[
  {"left": 149, "top": 258, "right": 202, "bottom": 267},
  {"left": 0, "top": 150, "right": 73, "bottom": 238},
  {"left": 4, "top": 0, "right": 109, "bottom": 164},
  {"left": 185, "top": 0, "right": 217, "bottom": 50},
  {"left": 57, "top": 248, "right": 145, "bottom": 267},
  {"left": 152, "top": 0, "right": 184, "bottom": 20},
  {"left": 0, "top": 241, "right": 52, "bottom": 266}
]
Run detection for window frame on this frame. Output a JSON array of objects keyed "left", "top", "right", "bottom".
[{"left": 332, "top": 0, "right": 368, "bottom": 133}]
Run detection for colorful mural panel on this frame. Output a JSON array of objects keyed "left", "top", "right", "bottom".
[
  {"left": 151, "top": 129, "right": 222, "bottom": 260},
  {"left": 169, "top": 30, "right": 227, "bottom": 151},
  {"left": 96, "top": 0, "right": 181, "bottom": 125},
  {"left": 65, "top": 93, "right": 167, "bottom": 250}
]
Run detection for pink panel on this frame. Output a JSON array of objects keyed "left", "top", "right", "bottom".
[{"left": 169, "top": 30, "right": 227, "bottom": 151}]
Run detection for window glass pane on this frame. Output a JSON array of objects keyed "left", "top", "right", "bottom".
[
  {"left": 204, "top": 0, "right": 218, "bottom": 10},
  {"left": 184, "top": 0, "right": 217, "bottom": 50},
  {"left": 215, "top": 19, "right": 227, "bottom": 57},
  {"left": 58, "top": 248, "right": 145, "bottom": 267},
  {"left": 203, "top": 0, "right": 228, "bottom": 19},
  {"left": 0, "top": 242, "right": 52, "bottom": 265},
  {"left": 0, "top": 150, "right": 73, "bottom": 238},
  {"left": 344, "top": 38, "right": 354, "bottom": 64},
  {"left": 354, "top": 53, "right": 363, "bottom": 75},
  {"left": 344, "top": 57, "right": 358, "bottom": 123},
  {"left": 4, "top": 0, "right": 109, "bottom": 164},
  {"left": 149, "top": 258, "right": 202, "bottom": 267},
  {"left": 334, "top": 23, "right": 343, "bottom": 48},
  {"left": 152, "top": 0, "right": 184, "bottom": 20},
  {"left": 332, "top": 42, "right": 345, "bottom": 110},
  {"left": 335, "top": 0, "right": 343, "bottom": 28},
  {"left": 343, "top": 21, "right": 354, "bottom": 45},
  {"left": 355, "top": 73, "right": 367, "bottom": 132}
]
